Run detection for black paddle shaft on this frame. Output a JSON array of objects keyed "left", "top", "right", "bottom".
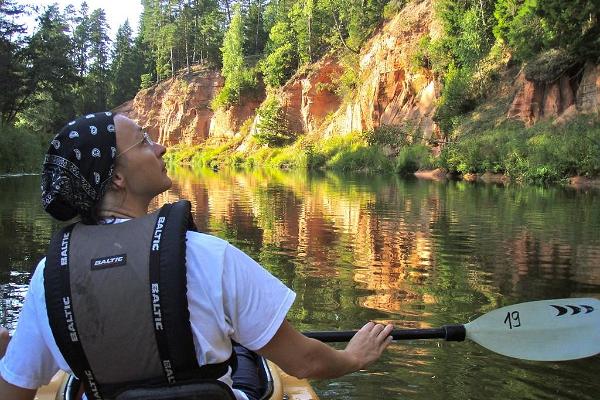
[{"left": 304, "top": 324, "right": 466, "bottom": 343}]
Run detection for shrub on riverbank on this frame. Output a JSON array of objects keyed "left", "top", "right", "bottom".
[
  {"left": 165, "top": 114, "right": 600, "bottom": 184},
  {"left": 441, "top": 115, "right": 600, "bottom": 183},
  {"left": 0, "top": 125, "right": 46, "bottom": 173}
]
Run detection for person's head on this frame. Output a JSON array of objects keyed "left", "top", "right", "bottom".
[{"left": 41, "top": 112, "right": 170, "bottom": 223}]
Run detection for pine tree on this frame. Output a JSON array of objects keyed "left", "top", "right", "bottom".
[
  {"left": 212, "top": 4, "right": 255, "bottom": 109},
  {"left": 243, "top": 0, "right": 268, "bottom": 56},
  {"left": 21, "top": 5, "right": 78, "bottom": 133},
  {"left": 221, "top": 4, "right": 245, "bottom": 80},
  {"left": 0, "top": 0, "right": 27, "bottom": 125},
  {"left": 110, "top": 20, "right": 142, "bottom": 107},
  {"left": 85, "top": 8, "right": 111, "bottom": 111},
  {"left": 71, "top": 2, "right": 91, "bottom": 77}
]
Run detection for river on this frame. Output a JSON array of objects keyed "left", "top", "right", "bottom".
[{"left": 1, "top": 168, "right": 600, "bottom": 399}]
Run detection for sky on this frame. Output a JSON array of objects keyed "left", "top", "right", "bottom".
[{"left": 16, "top": 0, "right": 143, "bottom": 40}]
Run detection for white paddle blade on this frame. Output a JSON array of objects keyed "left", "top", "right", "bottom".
[{"left": 464, "top": 298, "right": 600, "bottom": 361}]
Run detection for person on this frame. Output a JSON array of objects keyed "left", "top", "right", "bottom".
[{"left": 0, "top": 112, "right": 394, "bottom": 400}]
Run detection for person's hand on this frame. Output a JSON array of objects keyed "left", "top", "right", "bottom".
[
  {"left": 343, "top": 321, "right": 394, "bottom": 370},
  {"left": 0, "top": 326, "right": 10, "bottom": 358}
]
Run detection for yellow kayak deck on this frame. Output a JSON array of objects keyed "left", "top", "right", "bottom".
[{"left": 36, "top": 361, "right": 319, "bottom": 400}]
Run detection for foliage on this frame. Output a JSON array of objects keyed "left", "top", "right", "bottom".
[
  {"left": 0, "top": 0, "right": 28, "bottom": 125},
  {"left": 84, "top": 8, "right": 111, "bottom": 111},
  {"left": 494, "top": 0, "right": 599, "bottom": 63},
  {"left": 110, "top": 21, "right": 143, "bottom": 107},
  {"left": 140, "top": 0, "right": 225, "bottom": 82},
  {"left": 212, "top": 5, "right": 257, "bottom": 109},
  {"left": 383, "top": 0, "right": 407, "bottom": 20},
  {"left": 523, "top": 48, "right": 576, "bottom": 82},
  {"left": 17, "top": 5, "right": 78, "bottom": 134},
  {"left": 243, "top": 0, "right": 269, "bottom": 56},
  {"left": 441, "top": 116, "right": 600, "bottom": 183},
  {"left": 395, "top": 144, "right": 434, "bottom": 174},
  {"left": 254, "top": 96, "right": 295, "bottom": 146},
  {"left": 307, "top": 132, "right": 393, "bottom": 172},
  {"left": 433, "top": 64, "right": 476, "bottom": 133},
  {"left": 140, "top": 73, "right": 154, "bottom": 89},
  {"left": 362, "top": 123, "right": 422, "bottom": 149},
  {"left": 334, "top": 52, "right": 360, "bottom": 99},
  {"left": 260, "top": 20, "right": 298, "bottom": 87},
  {"left": 427, "top": 0, "right": 497, "bottom": 135},
  {"left": 0, "top": 125, "right": 46, "bottom": 173}
]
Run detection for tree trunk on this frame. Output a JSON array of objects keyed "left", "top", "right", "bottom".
[
  {"left": 332, "top": 11, "right": 359, "bottom": 54},
  {"left": 170, "top": 47, "right": 175, "bottom": 77},
  {"left": 308, "top": 7, "right": 312, "bottom": 62},
  {"left": 224, "top": 0, "right": 231, "bottom": 22},
  {"left": 255, "top": 0, "right": 261, "bottom": 52}
]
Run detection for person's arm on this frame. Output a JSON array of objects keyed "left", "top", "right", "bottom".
[
  {"left": 0, "top": 327, "right": 9, "bottom": 357},
  {"left": 0, "top": 377, "right": 36, "bottom": 400},
  {"left": 257, "top": 320, "right": 393, "bottom": 379},
  {"left": 0, "top": 327, "right": 36, "bottom": 400}
]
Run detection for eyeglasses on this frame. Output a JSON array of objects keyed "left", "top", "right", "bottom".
[{"left": 115, "top": 132, "right": 155, "bottom": 158}]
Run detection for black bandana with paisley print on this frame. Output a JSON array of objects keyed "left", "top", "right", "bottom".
[{"left": 41, "top": 111, "right": 117, "bottom": 221}]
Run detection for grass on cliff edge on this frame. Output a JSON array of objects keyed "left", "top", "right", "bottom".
[
  {"left": 165, "top": 114, "right": 600, "bottom": 184},
  {"left": 165, "top": 131, "right": 434, "bottom": 174}
]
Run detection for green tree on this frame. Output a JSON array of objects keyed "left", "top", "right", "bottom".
[
  {"left": 70, "top": 2, "right": 91, "bottom": 77},
  {"left": 212, "top": 4, "right": 256, "bottom": 109},
  {"left": 18, "top": 5, "right": 78, "bottom": 134},
  {"left": 0, "top": 0, "right": 27, "bottom": 125},
  {"left": 254, "top": 96, "right": 294, "bottom": 146},
  {"left": 110, "top": 20, "right": 142, "bottom": 106},
  {"left": 84, "top": 8, "right": 111, "bottom": 112},
  {"left": 243, "top": 0, "right": 268, "bottom": 56},
  {"left": 261, "top": 20, "right": 298, "bottom": 87},
  {"left": 494, "top": 0, "right": 599, "bottom": 62}
]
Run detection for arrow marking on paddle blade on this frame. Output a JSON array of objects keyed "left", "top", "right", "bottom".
[
  {"left": 551, "top": 305, "right": 568, "bottom": 316},
  {"left": 568, "top": 305, "right": 581, "bottom": 314},
  {"left": 551, "top": 304, "right": 595, "bottom": 316}
]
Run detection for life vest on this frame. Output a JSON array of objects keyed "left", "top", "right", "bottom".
[{"left": 44, "top": 200, "right": 234, "bottom": 400}]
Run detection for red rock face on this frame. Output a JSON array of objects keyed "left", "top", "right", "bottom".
[
  {"left": 113, "top": 0, "right": 440, "bottom": 145},
  {"left": 508, "top": 62, "right": 599, "bottom": 125},
  {"left": 577, "top": 62, "right": 600, "bottom": 113},
  {"left": 114, "top": 0, "right": 598, "bottom": 148},
  {"left": 318, "top": 1, "right": 439, "bottom": 140},
  {"left": 276, "top": 55, "right": 344, "bottom": 135},
  {"left": 114, "top": 70, "right": 224, "bottom": 146}
]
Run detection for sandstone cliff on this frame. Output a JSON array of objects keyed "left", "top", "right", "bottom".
[
  {"left": 508, "top": 61, "right": 600, "bottom": 125},
  {"left": 116, "top": 1, "right": 441, "bottom": 145},
  {"left": 322, "top": 0, "right": 440, "bottom": 139},
  {"left": 114, "top": 66, "right": 265, "bottom": 146},
  {"left": 116, "top": 0, "right": 599, "bottom": 148}
]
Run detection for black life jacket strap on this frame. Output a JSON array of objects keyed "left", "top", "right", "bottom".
[
  {"left": 149, "top": 201, "right": 231, "bottom": 384},
  {"left": 44, "top": 223, "right": 105, "bottom": 400}
]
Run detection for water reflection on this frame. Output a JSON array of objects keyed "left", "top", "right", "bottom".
[{"left": 1, "top": 169, "right": 600, "bottom": 399}]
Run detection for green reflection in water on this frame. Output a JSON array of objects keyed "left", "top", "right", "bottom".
[{"left": 1, "top": 168, "right": 600, "bottom": 399}]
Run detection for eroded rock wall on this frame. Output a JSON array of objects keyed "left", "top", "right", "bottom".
[
  {"left": 508, "top": 62, "right": 600, "bottom": 125},
  {"left": 321, "top": 1, "right": 440, "bottom": 139},
  {"left": 115, "top": 69, "right": 224, "bottom": 146}
]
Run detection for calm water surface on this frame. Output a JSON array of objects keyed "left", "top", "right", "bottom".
[{"left": 1, "top": 168, "right": 600, "bottom": 399}]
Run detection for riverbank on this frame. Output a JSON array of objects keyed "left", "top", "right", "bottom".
[{"left": 164, "top": 113, "right": 600, "bottom": 187}]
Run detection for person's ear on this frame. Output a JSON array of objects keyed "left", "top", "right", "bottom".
[{"left": 111, "top": 169, "right": 127, "bottom": 190}]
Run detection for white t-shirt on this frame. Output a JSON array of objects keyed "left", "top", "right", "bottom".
[{"left": 0, "top": 229, "right": 296, "bottom": 400}]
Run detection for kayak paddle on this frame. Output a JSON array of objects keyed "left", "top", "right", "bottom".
[{"left": 303, "top": 298, "right": 600, "bottom": 361}]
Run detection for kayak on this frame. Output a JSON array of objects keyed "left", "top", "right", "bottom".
[{"left": 35, "top": 359, "right": 319, "bottom": 400}]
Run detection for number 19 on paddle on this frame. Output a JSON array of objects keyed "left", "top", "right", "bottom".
[{"left": 503, "top": 310, "right": 521, "bottom": 329}]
